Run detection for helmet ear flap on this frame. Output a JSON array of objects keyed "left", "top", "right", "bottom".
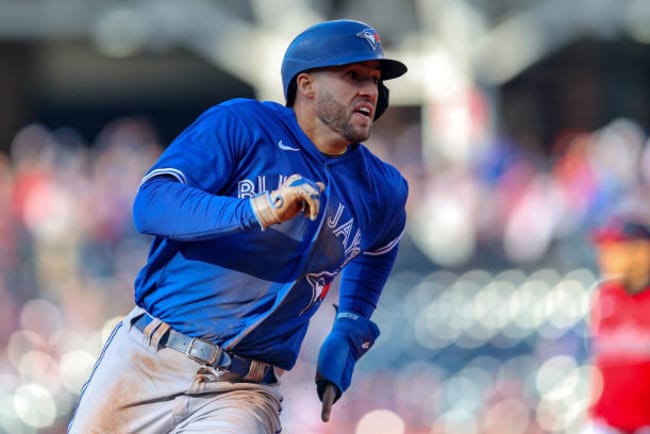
[{"left": 374, "top": 82, "right": 389, "bottom": 120}]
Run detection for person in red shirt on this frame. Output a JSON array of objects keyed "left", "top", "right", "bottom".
[{"left": 585, "top": 216, "right": 650, "bottom": 434}]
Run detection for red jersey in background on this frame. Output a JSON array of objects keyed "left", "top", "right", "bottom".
[{"left": 589, "top": 280, "right": 650, "bottom": 431}]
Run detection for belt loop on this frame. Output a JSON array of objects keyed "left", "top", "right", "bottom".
[
  {"left": 127, "top": 307, "right": 147, "bottom": 330},
  {"left": 142, "top": 317, "right": 162, "bottom": 347},
  {"left": 150, "top": 322, "right": 170, "bottom": 348},
  {"left": 245, "top": 359, "right": 268, "bottom": 382}
]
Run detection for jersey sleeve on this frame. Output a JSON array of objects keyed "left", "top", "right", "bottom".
[
  {"left": 132, "top": 176, "right": 260, "bottom": 241},
  {"left": 337, "top": 166, "right": 408, "bottom": 318},
  {"left": 365, "top": 167, "right": 408, "bottom": 256},
  {"left": 337, "top": 242, "right": 400, "bottom": 318},
  {"left": 133, "top": 103, "right": 262, "bottom": 240},
  {"left": 141, "top": 104, "right": 247, "bottom": 193}
]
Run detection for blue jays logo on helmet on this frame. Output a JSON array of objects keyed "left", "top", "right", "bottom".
[{"left": 356, "top": 28, "right": 381, "bottom": 50}]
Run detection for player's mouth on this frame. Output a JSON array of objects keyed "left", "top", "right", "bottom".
[{"left": 352, "top": 103, "right": 373, "bottom": 121}]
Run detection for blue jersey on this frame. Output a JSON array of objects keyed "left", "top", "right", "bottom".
[{"left": 132, "top": 99, "right": 408, "bottom": 370}]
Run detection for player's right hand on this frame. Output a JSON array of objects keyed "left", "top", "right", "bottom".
[{"left": 250, "top": 174, "right": 325, "bottom": 230}]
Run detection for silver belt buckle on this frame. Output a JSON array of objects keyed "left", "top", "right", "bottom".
[{"left": 185, "top": 337, "right": 221, "bottom": 366}]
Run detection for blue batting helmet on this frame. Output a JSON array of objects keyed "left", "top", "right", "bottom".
[{"left": 281, "top": 19, "right": 407, "bottom": 120}]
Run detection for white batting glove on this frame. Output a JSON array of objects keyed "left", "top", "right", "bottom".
[{"left": 250, "top": 174, "right": 325, "bottom": 229}]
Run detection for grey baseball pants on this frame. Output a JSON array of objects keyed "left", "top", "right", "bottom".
[{"left": 68, "top": 307, "right": 283, "bottom": 434}]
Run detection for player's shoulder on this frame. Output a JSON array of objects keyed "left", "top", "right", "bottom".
[
  {"left": 357, "top": 145, "right": 408, "bottom": 197},
  {"left": 194, "top": 98, "right": 285, "bottom": 121},
  {"left": 598, "top": 279, "right": 625, "bottom": 292},
  {"left": 215, "top": 98, "right": 287, "bottom": 116},
  {"left": 352, "top": 146, "right": 408, "bottom": 247},
  {"left": 190, "top": 99, "right": 291, "bottom": 137},
  {"left": 593, "top": 279, "right": 628, "bottom": 303}
]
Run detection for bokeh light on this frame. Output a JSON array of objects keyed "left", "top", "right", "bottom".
[
  {"left": 2, "top": 2, "right": 650, "bottom": 433},
  {"left": 13, "top": 383, "right": 57, "bottom": 428},
  {"left": 355, "top": 409, "right": 406, "bottom": 434}
]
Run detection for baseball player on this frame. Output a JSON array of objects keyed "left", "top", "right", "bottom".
[
  {"left": 68, "top": 19, "right": 408, "bottom": 433},
  {"left": 583, "top": 216, "right": 650, "bottom": 434}
]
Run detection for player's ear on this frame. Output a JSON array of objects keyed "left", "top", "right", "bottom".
[{"left": 295, "top": 72, "right": 316, "bottom": 100}]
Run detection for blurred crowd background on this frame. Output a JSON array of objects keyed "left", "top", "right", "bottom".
[{"left": 2, "top": 1, "right": 650, "bottom": 433}]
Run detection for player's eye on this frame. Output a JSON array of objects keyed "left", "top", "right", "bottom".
[
  {"left": 346, "top": 70, "right": 360, "bottom": 81},
  {"left": 346, "top": 70, "right": 380, "bottom": 86}
]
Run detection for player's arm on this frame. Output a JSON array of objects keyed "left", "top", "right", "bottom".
[
  {"left": 132, "top": 103, "right": 324, "bottom": 240},
  {"left": 316, "top": 170, "right": 407, "bottom": 422},
  {"left": 315, "top": 244, "right": 399, "bottom": 421},
  {"left": 133, "top": 173, "right": 325, "bottom": 240},
  {"left": 133, "top": 175, "right": 261, "bottom": 240}
]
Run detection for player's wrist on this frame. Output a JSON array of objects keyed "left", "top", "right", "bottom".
[
  {"left": 250, "top": 192, "right": 279, "bottom": 230},
  {"left": 242, "top": 197, "right": 265, "bottom": 230}
]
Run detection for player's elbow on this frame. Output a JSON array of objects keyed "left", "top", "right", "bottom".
[
  {"left": 132, "top": 186, "right": 153, "bottom": 234},
  {"left": 132, "top": 178, "right": 168, "bottom": 234}
]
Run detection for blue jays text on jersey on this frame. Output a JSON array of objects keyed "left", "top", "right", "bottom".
[{"left": 132, "top": 98, "right": 408, "bottom": 370}]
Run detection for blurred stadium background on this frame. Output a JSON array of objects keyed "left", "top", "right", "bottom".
[{"left": 2, "top": 0, "right": 650, "bottom": 433}]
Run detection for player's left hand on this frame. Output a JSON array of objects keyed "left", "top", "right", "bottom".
[{"left": 315, "top": 313, "right": 380, "bottom": 422}]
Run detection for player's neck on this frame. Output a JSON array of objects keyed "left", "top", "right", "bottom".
[
  {"left": 315, "top": 138, "right": 349, "bottom": 156},
  {"left": 623, "top": 274, "right": 650, "bottom": 295},
  {"left": 294, "top": 108, "right": 350, "bottom": 157}
]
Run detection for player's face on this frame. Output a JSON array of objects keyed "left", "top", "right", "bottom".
[
  {"left": 597, "top": 240, "right": 650, "bottom": 294},
  {"left": 311, "top": 61, "right": 381, "bottom": 143}
]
